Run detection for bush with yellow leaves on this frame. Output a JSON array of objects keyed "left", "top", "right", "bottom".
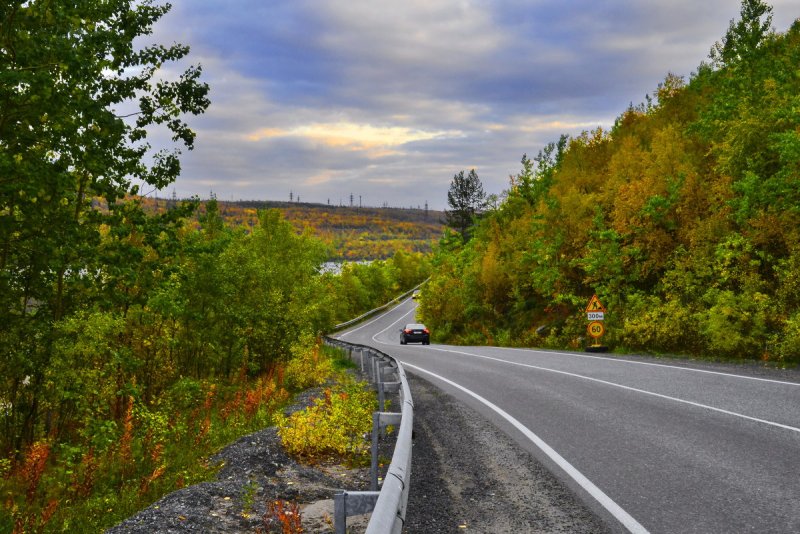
[
  {"left": 283, "top": 334, "right": 335, "bottom": 391},
  {"left": 276, "top": 383, "right": 376, "bottom": 466}
]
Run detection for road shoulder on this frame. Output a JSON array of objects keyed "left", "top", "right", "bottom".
[{"left": 404, "top": 373, "right": 612, "bottom": 533}]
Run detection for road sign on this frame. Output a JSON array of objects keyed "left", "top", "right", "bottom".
[
  {"left": 585, "top": 294, "right": 606, "bottom": 313},
  {"left": 587, "top": 321, "right": 605, "bottom": 338},
  {"left": 587, "top": 312, "right": 605, "bottom": 321}
]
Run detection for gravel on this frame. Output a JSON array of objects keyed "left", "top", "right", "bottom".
[
  {"left": 107, "top": 387, "right": 372, "bottom": 534},
  {"left": 403, "top": 373, "right": 611, "bottom": 533},
  {"left": 108, "top": 375, "right": 612, "bottom": 533}
]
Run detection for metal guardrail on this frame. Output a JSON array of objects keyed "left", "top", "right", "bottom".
[{"left": 324, "top": 338, "right": 414, "bottom": 534}]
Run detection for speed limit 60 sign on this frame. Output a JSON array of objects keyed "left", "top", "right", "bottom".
[{"left": 587, "top": 321, "right": 605, "bottom": 338}]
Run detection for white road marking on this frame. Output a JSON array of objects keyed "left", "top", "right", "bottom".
[
  {"left": 430, "top": 347, "right": 800, "bottom": 434},
  {"left": 352, "top": 303, "right": 798, "bottom": 432},
  {"left": 498, "top": 347, "right": 800, "bottom": 387},
  {"left": 372, "top": 307, "right": 416, "bottom": 344},
  {"left": 403, "top": 361, "right": 650, "bottom": 534},
  {"left": 338, "top": 301, "right": 413, "bottom": 338}
]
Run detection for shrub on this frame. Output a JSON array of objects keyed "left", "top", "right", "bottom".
[
  {"left": 275, "top": 383, "right": 376, "bottom": 465},
  {"left": 621, "top": 294, "right": 700, "bottom": 353},
  {"left": 770, "top": 312, "right": 800, "bottom": 365},
  {"left": 283, "top": 335, "right": 334, "bottom": 391},
  {"left": 696, "top": 289, "right": 770, "bottom": 358}
]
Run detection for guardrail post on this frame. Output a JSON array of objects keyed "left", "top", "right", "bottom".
[
  {"left": 371, "top": 411, "right": 380, "bottom": 491},
  {"left": 334, "top": 492, "right": 346, "bottom": 534},
  {"left": 371, "top": 411, "right": 402, "bottom": 491},
  {"left": 334, "top": 490, "right": 381, "bottom": 534},
  {"left": 376, "top": 360, "right": 385, "bottom": 386},
  {"left": 373, "top": 355, "right": 382, "bottom": 384}
]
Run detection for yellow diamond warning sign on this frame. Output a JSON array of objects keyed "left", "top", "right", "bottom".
[{"left": 585, "top": 294, "right": 606, "bottom": 313}]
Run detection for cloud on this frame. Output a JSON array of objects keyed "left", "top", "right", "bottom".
[
  {"left": 244, "top": 122, "right": 458, "bottom": 156},
  {"left": 144, "top": 0, "right": 798, "bottom": 209}
]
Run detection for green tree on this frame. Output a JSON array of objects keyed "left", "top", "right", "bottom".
[
  {"left": 445, "top": 169, "right": 486, "bottom": 241},
  {"left": 710, "top": 0, "right": 773, "bottom": 68},
  {"left": 0, "top": 0, "right": 209, "bottom": 452},
  {"left": 216, "top": 210, "right": 329, "bottom": 373}
]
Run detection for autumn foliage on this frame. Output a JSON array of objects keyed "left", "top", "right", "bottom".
[
  {"left": 141, "top": 197, "right": 445, "bottom": 261},
  {"left": 421, "top": 2, "right": 800, "bottom": 364},
  {"left": 0, "top": 0, "right": 433, "bottom": 530},
  {"left": 0, "top": 196, "right": 429, "bottom": 531}
]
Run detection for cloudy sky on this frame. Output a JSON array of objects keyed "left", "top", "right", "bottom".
[{"left": 145, "top": 1, "right": 797, "bottom": 210}]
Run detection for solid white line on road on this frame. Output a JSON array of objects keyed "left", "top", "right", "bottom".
[
  {"left": 499, "top": 347, "right": 800, "bottom": 387},
  {"left": 403, "top": 361, "right": 650, "bottom": 534},
  {"left": 432, "top": 347, "right": 800, "bottom": 434}
]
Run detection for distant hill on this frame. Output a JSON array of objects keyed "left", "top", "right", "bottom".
[{"left": 142, "top": 197, "right": 446, "bottom": 260}]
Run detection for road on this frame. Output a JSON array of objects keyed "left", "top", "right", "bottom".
[{"left": 334, "top": 298, "right": 800, "bottom": 534}]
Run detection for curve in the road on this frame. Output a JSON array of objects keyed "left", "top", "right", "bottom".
[
  {"left": 403, "top": 360, "right": 650, "bottom": 534},
  {"left": 336, "top": 298, "right": 800, "bottom": 533},
  {"left": 341, "top": 303, "right": 651, "bottom": 531}
]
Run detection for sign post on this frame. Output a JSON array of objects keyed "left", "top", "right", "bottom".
[{"left": 585, "top": 294, "right": 608, "bottom": 352}]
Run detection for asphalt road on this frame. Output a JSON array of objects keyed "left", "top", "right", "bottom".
[{"left": 334, "top": 298, "right": 800, "bottom": 534}]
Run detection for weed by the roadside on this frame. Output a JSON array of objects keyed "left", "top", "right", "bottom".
[
  {"left": 0, "top": 372, "right": 290, "bottom": 533},
  {"left": 257, "top": 499, "right": 303, "bottom": 533},
  {"left": 241, "top": 479, "right": 260, "bottom": 518}
]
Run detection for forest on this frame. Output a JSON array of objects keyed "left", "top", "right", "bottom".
[
  {"left": 0, "top": 1, "right": 431, "bottom": 530},
  {"left": 0, "top": 194, "right": 431, "bottom": 531},
  {"left": 420, "top": 0, "right": 800, "bottom": 365}
]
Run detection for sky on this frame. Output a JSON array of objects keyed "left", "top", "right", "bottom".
[{"left": 143, "top": 1, "right": 798, "bottom": 210}]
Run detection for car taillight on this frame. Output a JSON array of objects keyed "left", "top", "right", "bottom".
[
  {"left": 424, "top": 328, "right": 430, "bottom": 334},
  {"left": 404, "top": 329, "right": 412, "bottom": 334}
]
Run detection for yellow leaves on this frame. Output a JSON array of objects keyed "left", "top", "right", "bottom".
[
  {"left": 284, "top": 338, "right": 334, "bottom": 390},
  {"left": 276, "top": 384, "right": 376, "bottom": 465}
]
